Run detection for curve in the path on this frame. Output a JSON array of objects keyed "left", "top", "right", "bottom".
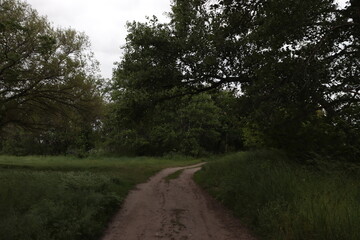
[{"left": 101, "top": 163, "right": 256, "bottom": 240}]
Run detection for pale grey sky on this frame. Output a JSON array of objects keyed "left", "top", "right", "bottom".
[
  {"left": 25, "top": 0, "right": 348, "bottom": 79},
  {"left": 26, "top": 0, "right": 172, "bottom": 79}
]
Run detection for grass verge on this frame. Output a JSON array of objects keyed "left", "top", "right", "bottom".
[
  {"left": 194, "top": 150, "right": 360, "bottom": 240},
  {"left": 0, "top": 155, "right": 199, "bottom": 240},
  {"left": 164, "top": 169, "right": 184, "bottom": 182}
]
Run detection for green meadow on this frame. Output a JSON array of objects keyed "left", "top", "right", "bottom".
[{"left": 0, "top": 155, "right": 199, "bottom": 240}]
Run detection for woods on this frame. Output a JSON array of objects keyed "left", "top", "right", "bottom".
[
  {"left": 0, "top": 0, "right": 359, "bottom": 158},
  {"left": 107, "top": 0, "right": 359, "bottom": 161}
]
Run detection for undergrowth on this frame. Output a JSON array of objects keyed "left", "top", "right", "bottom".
[{"left": 194, "top": 150, "right": 360, "bottom": 240}]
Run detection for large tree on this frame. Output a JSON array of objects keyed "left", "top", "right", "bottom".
[
  {"left": 0, "top": 0, "right": 103, "bottom": 133},
  {"left": 110, "top": 16, "right": 244, "bottom": 156},
  {"left": 112, "top": 0, "right": 359, "bottom": 160}
]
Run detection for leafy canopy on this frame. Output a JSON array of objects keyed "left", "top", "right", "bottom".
[
  {"left": 0, "top": 0, "right": 103, "bottom": 132},
  {"left": 110, "top": 0, "right": 359, "bottom": 160}
]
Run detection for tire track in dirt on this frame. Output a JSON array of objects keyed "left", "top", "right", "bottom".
[{"left": 101, "top": 163, "right": 256, "bottom": 240}]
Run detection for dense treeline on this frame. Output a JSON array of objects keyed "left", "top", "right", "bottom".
[
  {"left": 104, "top": 91, "right": 244, "bottom": 156},
  {"left": 1, "top": 0, "right": 359, "bottom": 162}
]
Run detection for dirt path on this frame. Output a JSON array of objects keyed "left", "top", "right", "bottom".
[{"left": 101, "top": 163, "right": 256, "bottom": 240}]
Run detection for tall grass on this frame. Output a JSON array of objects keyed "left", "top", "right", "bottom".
[
  {"left": 194, "top": 151, "right": 360, "bottom": 240},
  {"left": 0, "top": 155, "right": 199, "bottom": 240}
]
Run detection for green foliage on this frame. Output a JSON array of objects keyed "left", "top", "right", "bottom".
[
  {"left": 0, "top": 118, "right": 100, "bottom": 156},
  {"left": 0, "top": 0, "right": 103, "bottom": 147},
  {"left": 241, "top": 122, "right": 266, "bottom": 149},
  {"left": 0, "top": 155, "right": 200, "bottom": 240},
  {"left": 110, "top": 0, "right": 359, "bottom": 161},
  {"left": 195, "top": 151, "right": 360, "bottom": 240},
  {"left": 2, "top": 0, "right": 358, "bottom": 162},
  {"left": 105, "top": 90, "right": 243, "bottom": 156},
  {"left": 108, "top": 11, "right": 247, "bottom": 156}
]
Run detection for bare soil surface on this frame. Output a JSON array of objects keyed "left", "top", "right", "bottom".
[{"left": 101, "top": 163, "right": 256, "bottom": 240}]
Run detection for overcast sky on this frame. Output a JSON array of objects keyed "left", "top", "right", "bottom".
[
  {"left": 25, "top": 0, "right": 172, "bottom": 79},
  {"left": 25, "top": 0, "right": 348, "bottom": 79}
]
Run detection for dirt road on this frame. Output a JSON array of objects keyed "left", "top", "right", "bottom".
[{"left": 101, "top": 163, "right": 256, "bottom": 240}]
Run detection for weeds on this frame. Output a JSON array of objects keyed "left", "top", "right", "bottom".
[{"left": 194, "top": 150, "right": 360, "bottom": 240}]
